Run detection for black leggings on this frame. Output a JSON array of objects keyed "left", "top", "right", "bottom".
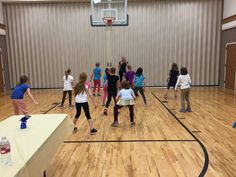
[
  {"left": 119, "top": 71, "right": 125, "bottom": 82},
  {"left": 106, "top": 91, "right": 117, "bottom": 108},
  {"left": 114, "top": 105, "right": 134, "bottom": 122},
  {"left": 133, "top": 86, "right": 147, "bottom": 104},
  {"left": 61, "top": 90, "right": 72, "bottom": 105},
  {"left": 75, "top": 102, "right": 91, "bottom": 120}
]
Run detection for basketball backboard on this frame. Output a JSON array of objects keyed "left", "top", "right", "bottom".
[{"left": 90, "top": 0, "right": 128, "bottom": 27}]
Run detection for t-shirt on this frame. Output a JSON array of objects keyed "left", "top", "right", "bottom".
[
  {"left": 125, "top": 71, "right": 135, "bottom": 83},
  {"left": 93, "top": 67, "right": 101, "bottom": 81},
  {"left": 134, "top": 75, "right": 145, "bottom": 87},
  {"left": 169, "top": 70, "right": 179, "bottom": 82},
  {"left": 63, "top": 75, "right": 74, "bottom": 91},
  {"left": 175, "top": 74, "right": 191, "bottom": 90},
  {"left": 11, "top": 84, "right": 29, "bottom": 99},
  {"left": 107, "top": 75, "right": 119, "bottom": 92},
  {"left": 75, "top": 85, "right": 89, "bottom": 103},
  {"left": 117, "top": 88, "right": 134, "bottom": 100},
  {"left": 119, "top": 62, "right": 127, "bottom": 72}
]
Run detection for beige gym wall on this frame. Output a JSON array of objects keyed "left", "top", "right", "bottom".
[{"left": 4, "top": 0, "right": 222, "bottom": 88}]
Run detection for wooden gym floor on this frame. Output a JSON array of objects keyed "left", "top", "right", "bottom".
[{"left": 0, "top": 87, "right": 235, "bottom": 177}]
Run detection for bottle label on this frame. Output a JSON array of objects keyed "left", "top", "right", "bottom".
[{"left": 0, "top": 145, "right": 10, "bottom": 154}]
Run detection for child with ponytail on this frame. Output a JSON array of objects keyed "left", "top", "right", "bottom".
[{"left": 73, "top": 72, "right": 98, "bottom": 135}]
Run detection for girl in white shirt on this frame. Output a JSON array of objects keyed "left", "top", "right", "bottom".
[
  {"left": 111, "top": 80, "right": 136, "bottom": 127},
  {"left": 59, "top": 69, "right": 74, "bottom": 108},
  {"left": 73, "top": 72, "right": 97, "bottom": 135},
  {"left": 175, "top": 67, "right": 192, "bottom": 112}
]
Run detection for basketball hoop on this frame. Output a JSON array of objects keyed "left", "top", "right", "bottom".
[{"left": 102, "top": 17, "right": 116, "bottom": 26}]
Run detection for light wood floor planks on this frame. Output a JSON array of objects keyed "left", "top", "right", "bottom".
[{"left": 0, "top": 87, "right": 235, "bottom": 177}]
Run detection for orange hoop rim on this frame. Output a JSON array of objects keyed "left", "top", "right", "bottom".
[{"left": 102, "top": 17, "right": 116, "bottom": 26}]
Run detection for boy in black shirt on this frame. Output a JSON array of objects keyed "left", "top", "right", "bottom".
[{"left": 104, "top": 67, "right": 120, "bottom": 115}]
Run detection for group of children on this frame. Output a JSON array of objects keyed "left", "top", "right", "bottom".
[{"left": 10, "top": 60, "right": 192, "bottom": 135}]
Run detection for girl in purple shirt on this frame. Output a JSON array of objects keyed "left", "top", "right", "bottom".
[{"left": 125, "top": 65, "right": 135, "bottom": 88}]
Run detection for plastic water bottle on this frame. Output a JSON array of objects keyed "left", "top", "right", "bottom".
[{"left": 0, "top": 137, "right": 12, "bottom": 166}]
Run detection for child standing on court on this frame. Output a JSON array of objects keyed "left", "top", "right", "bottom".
[
  {"left": 175, "top": 67, "right": 192, "bottom": 112},
  {"left": 111, "top": 80, "right": 136, "bottom": 127},
  {"left": 11, "top": 75, "right": 38, "bottom": 117},
  {"left": 73, "top": 72, "right": 98, "bottom": 135},
  {"left": 104, "top": 67, "right": 119, "bottom": 115},
  {"left": 125, "top": 65, "right": 135, "bottom": 88},
  {"left": 59, "top": 68, "right": 74, "bottom": 107},
  {"left": 90, "top": 62, "right": 101, "bottom": 96},
  {"left": 133, "top": 67, "right": 147, "bottom": 105},
  {"left": 102, "top": 68, "right": 110, "bottom": 106},
  {"left": 164, "top": 63, "right": 179, "bottom": 99}
]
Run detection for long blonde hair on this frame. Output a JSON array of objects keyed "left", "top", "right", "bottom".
[{"left": 74, "top": 72, "right": 87, "bottom": 96}]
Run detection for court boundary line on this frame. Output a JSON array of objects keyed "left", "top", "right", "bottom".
[
  {"left": 64, "top": 139, "right": 197, "bottom": 143},
  {"left": 151, "top": 92, "right": 209, "bottom": 177}
]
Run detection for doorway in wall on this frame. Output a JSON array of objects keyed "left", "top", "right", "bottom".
[{"left": 225, "top": 43, "right": 236, "bottom": 90}]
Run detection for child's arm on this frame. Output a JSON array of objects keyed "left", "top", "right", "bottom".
[
  {"left": 116, "top": 80, "right": 120, "bottom": 90},
  {"left": 131, "top": 90, "right": 136, "bottom": 99},
  {"left": 116, "top": 91, "right": 121, "bottom": 102},
  {"left": 143, "top": 79, "right": 146, "bottom": 91},
  {"left": 175, "top": 76, "right": 181, "bottom": 90},
  {"left": 188, "top": 75, "right": 191, "bottom": 85},
  {"left": 26, "top": 88, "right": 38, "bottom": 104},
  {"left": 87, "top": 87, "right": 97, "bottom": 108},
  {"left": 90, "top": 73, "right": 94, "bottom": 82}
]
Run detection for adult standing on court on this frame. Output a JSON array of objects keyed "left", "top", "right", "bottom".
[{"left": 118, "top": 56, "right": 128, "bottom": 82}]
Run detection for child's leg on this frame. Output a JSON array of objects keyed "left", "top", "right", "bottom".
[
  {"left": 139, "top": 87, "right": 147, "bottom": 105},
  {"left": 128, "top": 105, "right": 134, "bottom": 122},
  {"left": 173, "top": 87, "right": 177, "bottom": 98},
  {"left": 81, "top": 102, "right": 94, "bottom": 130},
  {"left": 97, "top": 80, "right": 101, "bottom": 94},
  {"left": 73, "top": 103, "right": 82, "bottom": 125},
  {"left": 112, "top": 92, "right": 117, "bottom": 105},
  {"left": 133, "top": 86, "right": 138, "bottom": 96},
  {"left": 102, "top": 86, "right": 107, "bottom": 105},
  {"left": 164, "top": 86, "right": 170, "bottom": 98},
  {"left": 185, "top": 88, "right": 191, "bottom": 110},
  {"left": 93, "top": 80, "right": 97, "bottom": 94},
  {"left": 113, "top": 105, "right": 122, "bottom": 122},
  {"left": 60, "top": 91, "right": 67, "bottom": 106},
  {"left": 12, "top": 100, "right": 20, "bottom": 115},
  {"left": 180, "top": 89, "right": 186, "bottom": 111},
  {"left": 16, "top": 100, "right": 29, "bottom": 116},
  {"left": 105, "top": 91, "right": 113, "bottom": 108},
  {"left": 68, "top": 91, "right": 72, "bottom": 106},
  {"left": 119, "top": 71, "right": 123, "bottom": 82}
]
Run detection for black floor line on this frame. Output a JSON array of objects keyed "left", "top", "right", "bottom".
[
  {"left": 42, "top": 97, "right": 68, "bottom": 114},
  {"left": 151, "top": 92, "right": 209, "bottom": 177},
  {"left": 64, "top": 139, "right": 197, "bottom": 144}
]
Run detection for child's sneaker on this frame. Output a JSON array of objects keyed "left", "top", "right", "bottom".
[
  {"left": 164, "top": 95, "right": 167, "bottom": 99},
  {"left": 69, "top": 104, "right": 74, "bottom": 108},
  {"left": 179, "top": 108, "right": 186, "bottom": 113},
  {"left": 93, "top": 93, "right": 96, "bottom": 96},
  {"left": 104, "top": 109, "right": 108, "bottom": 115},
  {"left": 73, "top": 127, "right": 78, "bottom": 133},
  {"left": 130, "top": 122, "right": 136, "bottom": 126},
  {"left": 97, "top": 93, "right": 101, "bottom": 96},
  {"left": 58, "top": 104, "right": 63, "bottom": 108},
  {"left": 111, "top": 121, "right": 118, "bottom": 127},
  {"left": 90, "top": 128, "right": 97, "bottom": 135},
  {"left": 186, "top": 108, "right": 192, "bottom": 112}
]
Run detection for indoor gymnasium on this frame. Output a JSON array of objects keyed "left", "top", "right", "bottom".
[{"left": 0, "top": 0, "right": 236, "bottom": 177}]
